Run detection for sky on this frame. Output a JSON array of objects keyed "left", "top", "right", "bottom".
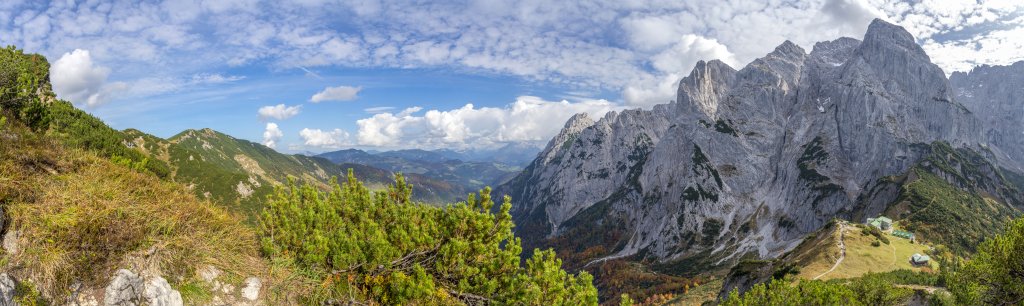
[{"left": 1, "top": 0, "right": 1022, "bottom": 153}]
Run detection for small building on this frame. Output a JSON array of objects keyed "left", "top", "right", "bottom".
[
  {"left": 867, "top": 216, "right": 893, "bottom": 231},
  {"left": 892, "top": 230, "right": 915, "bottom": 240},
  {"left": 911, "top": 253, "right": 931, "bottom": 266}
]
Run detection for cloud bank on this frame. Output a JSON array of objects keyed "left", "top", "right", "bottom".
[{"left": 300, "top": 96, "right": 621, "bottom": 150}]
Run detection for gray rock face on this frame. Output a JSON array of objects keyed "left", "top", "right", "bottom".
[
  {"left": 143, "top": 276, "right": 183, "bottom": 306},
  {"left": 2, "top": 230, "right": 18, "bottom": 256},
  {"left": 104, "top": 269, "right": 144, "bottom": 306},
  {"left": 950, "top": 61, "right": 1024, "bottom": 172},
  {"left": 0, "top": 273, "right": 15, "bottom": 306},
  {"left": 102, "top": 270, "right": 183, "bottom": 306},
  {"left": 497, "top": 18, "right": 1014, "bottom": 265}
]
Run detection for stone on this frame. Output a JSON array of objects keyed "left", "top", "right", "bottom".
[
  {"left": 104, "top": 269, "right": 143, "bottom": 306},
  {"left": 0, "top": 273, "right": 15, "bottom": 306},
  {"left": 240, "top": 277, "right": 261, "bottom": 301},
  {"left": 2, "top": 230, "right": 18, "bottom": 255},
  {"left": 143, "top": 276, "right": 183, "bottom": 306},
  {"left": 198, "top": 265, "right": 221, "bottom": 284}
]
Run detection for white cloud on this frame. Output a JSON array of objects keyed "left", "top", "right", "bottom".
[
  {"left": 354, "top": 96, "right": 621, "bottom": 149},
  {"left": 50, "top": 49, "right": 125, "bottom": 107},
  {"left": 299, "top": 128, "right": 350, "bottom": 149},
  {"left": 10, "top": 0, "right": 1024, "bottom": 135},
  {"left": 364, "top": 106, "right": 396, "bottom": 113},
  {"left": 258, "top": 104, "right": 302, "bottom": 121},
  {"left": 310, "top": 85, "right": 362, "bottom": 103},
  {"left": 191, "top": 73, "right": 245, "bottom": 84},
  {"left": 262, "top": 122, "right": 283, "bottom": 149}
]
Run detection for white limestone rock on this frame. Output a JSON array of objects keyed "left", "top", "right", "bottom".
[
  {"left": 497, "top": 18, "right": 1019, "bottom": 267},
  {"left": 104, "top": 269, "right": 143, "bottom": 306},
  {"left": 240, "top": 277, "right": 261, "bottom": 301}
]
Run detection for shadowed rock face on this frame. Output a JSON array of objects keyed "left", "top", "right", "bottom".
[
  {"left": 950, "top": 61, "right": 1024, "bottom": 173},
  {"left": 497, "top": 18, "right": 1020, "bottom": 267}
]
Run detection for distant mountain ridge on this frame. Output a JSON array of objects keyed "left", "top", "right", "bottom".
[
  {"left": 315, "top": 146, "right": 535, "bottom": 199},
  {"left": 122, "top": 128, "right": 462, "bottom": 217}
]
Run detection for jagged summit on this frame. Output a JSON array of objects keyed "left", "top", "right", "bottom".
[
  {"left": 496, "top": 16, "right": 1024, "bottom": 278},
  {"left": 772, "top": 40, "right": 806, "bottom": 58},
  {"left": 677, "top": 60, "right": 737, "bottom": 119},
  {"left": 862, "top": 18, "right": 921, "bottom": 53}
]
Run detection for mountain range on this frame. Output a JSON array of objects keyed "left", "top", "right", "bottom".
[
  {"left": 4, "top": 16, "right": 1024, "bottom": 306},
  {"left": 497, "top": 19, "right": 1024, "bottom": 298},
  {"left": 316, "top": 147, "right": 531, "bottom": 200}
]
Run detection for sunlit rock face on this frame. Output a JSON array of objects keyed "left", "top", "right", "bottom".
[{"left": 498, "top": 18, "right": 1016, "bottom": 266}]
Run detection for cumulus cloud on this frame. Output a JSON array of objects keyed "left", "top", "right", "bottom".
[
  {"left": 258, "top": 104, "right": 302, "bottom": 121},
  {"left": 299, "top": 128, "right": 350, "bottom": 149},
  {"left": 262, "top": 122, "right": 283, "bottom": 149},
  {"left": 354, "top": 96, "right": 621, "bottom": 149},
  {"left": 10, "top": 0, "right": 1024, "bottom": 141},
  {"left": 50, "top": 49, "right": 125, "bottom": 107},
  {"left": 310, "top": 85, "right": 362, "bottom": 102},
  {"left": 12, "top": 1, "right": 1023, "bottom": 109}
]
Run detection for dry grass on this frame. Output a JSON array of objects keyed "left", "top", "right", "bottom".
[
  {"left": 0, "top": 116, "right": 280, "bottom": 301},
  {"left": 796, "top": 224, "right": 935, "bottom": 281}
]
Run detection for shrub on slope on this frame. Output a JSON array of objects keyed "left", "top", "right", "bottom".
[{"left": 259, "top": 171, "right": 599, "bottom": 305}]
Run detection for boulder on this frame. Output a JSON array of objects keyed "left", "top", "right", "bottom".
[
  {"left": 240, "top": 277, "right": 261, "bottom": 301},
  {"left": 143, "top": 276, "right": 183, "bottom": 306},
  {"left": 104, "top": 269, "right": 143, "bottom": 306}
]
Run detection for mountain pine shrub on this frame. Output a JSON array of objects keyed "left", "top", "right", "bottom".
[{"left": 258, "top": 170, "right": 598, "bottom": 305}]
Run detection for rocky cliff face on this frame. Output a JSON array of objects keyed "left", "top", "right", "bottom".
[
  {"left": 497, "top": 19, "right": 1022, "bottom": 270},
  {"left": 950, "top": 62, "right": 1024, "bottom": 173}
]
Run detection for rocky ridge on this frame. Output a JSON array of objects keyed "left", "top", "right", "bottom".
[{"left": 497, "top": 19, "right": 1024, "bottom": 272}]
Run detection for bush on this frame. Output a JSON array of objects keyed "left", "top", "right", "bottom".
[
  {"left": 862, "top": 226, "right": 890, "bottom": 245},
  {"left": 949, "top": 217, "right": 1024, "bottom": 304},
  {"left": 258, "top": 170, "right": 598, "bottom": 305},
  {"left": 721, "top": 274, "right": 914, "bottom": 305},
  {"left": 871, "top": 240, "right": 881, "bottom": 247}
]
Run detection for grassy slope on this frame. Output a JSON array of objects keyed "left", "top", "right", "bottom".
[
  {"left": 887, "top": 168, "right": 1018, "bottom": 254},
  {"left": 0, "top": 48, "right": 316, "bottom": 303},
  {"left": 0, "top": 112, "right": 271, "bottom": 302},
  {"left": 795, "top": 223, "right": 935, "bottom": 281}
]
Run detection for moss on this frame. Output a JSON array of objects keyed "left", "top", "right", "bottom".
[{"left": 14, "top": 280, "right": 47, "bottom": 306}]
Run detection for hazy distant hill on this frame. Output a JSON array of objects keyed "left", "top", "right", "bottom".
[
  {"left": 316, "top": 147, "right": 529, "bottom": 197},
  {"left": 122, "top": 128, "right": 462, "bottom": 217}
]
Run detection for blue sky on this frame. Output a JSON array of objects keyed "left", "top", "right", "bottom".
[{"left": 1, "top": 0, "right": 1022, "bottom": 152}]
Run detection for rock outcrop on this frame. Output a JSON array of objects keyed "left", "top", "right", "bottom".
[
  {"left": 0, "top": 274, "right": 14, "bottom": 306},
  {"left": 497, "top": 18, "right": 1023, "bottom": 270},
  {"left": 104, "top": 269, "right": 144, "bottom": 306}
]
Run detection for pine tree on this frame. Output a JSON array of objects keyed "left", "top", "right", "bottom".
[{"left": 259, "top": 170, "right": 598, "bottom": 305}]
